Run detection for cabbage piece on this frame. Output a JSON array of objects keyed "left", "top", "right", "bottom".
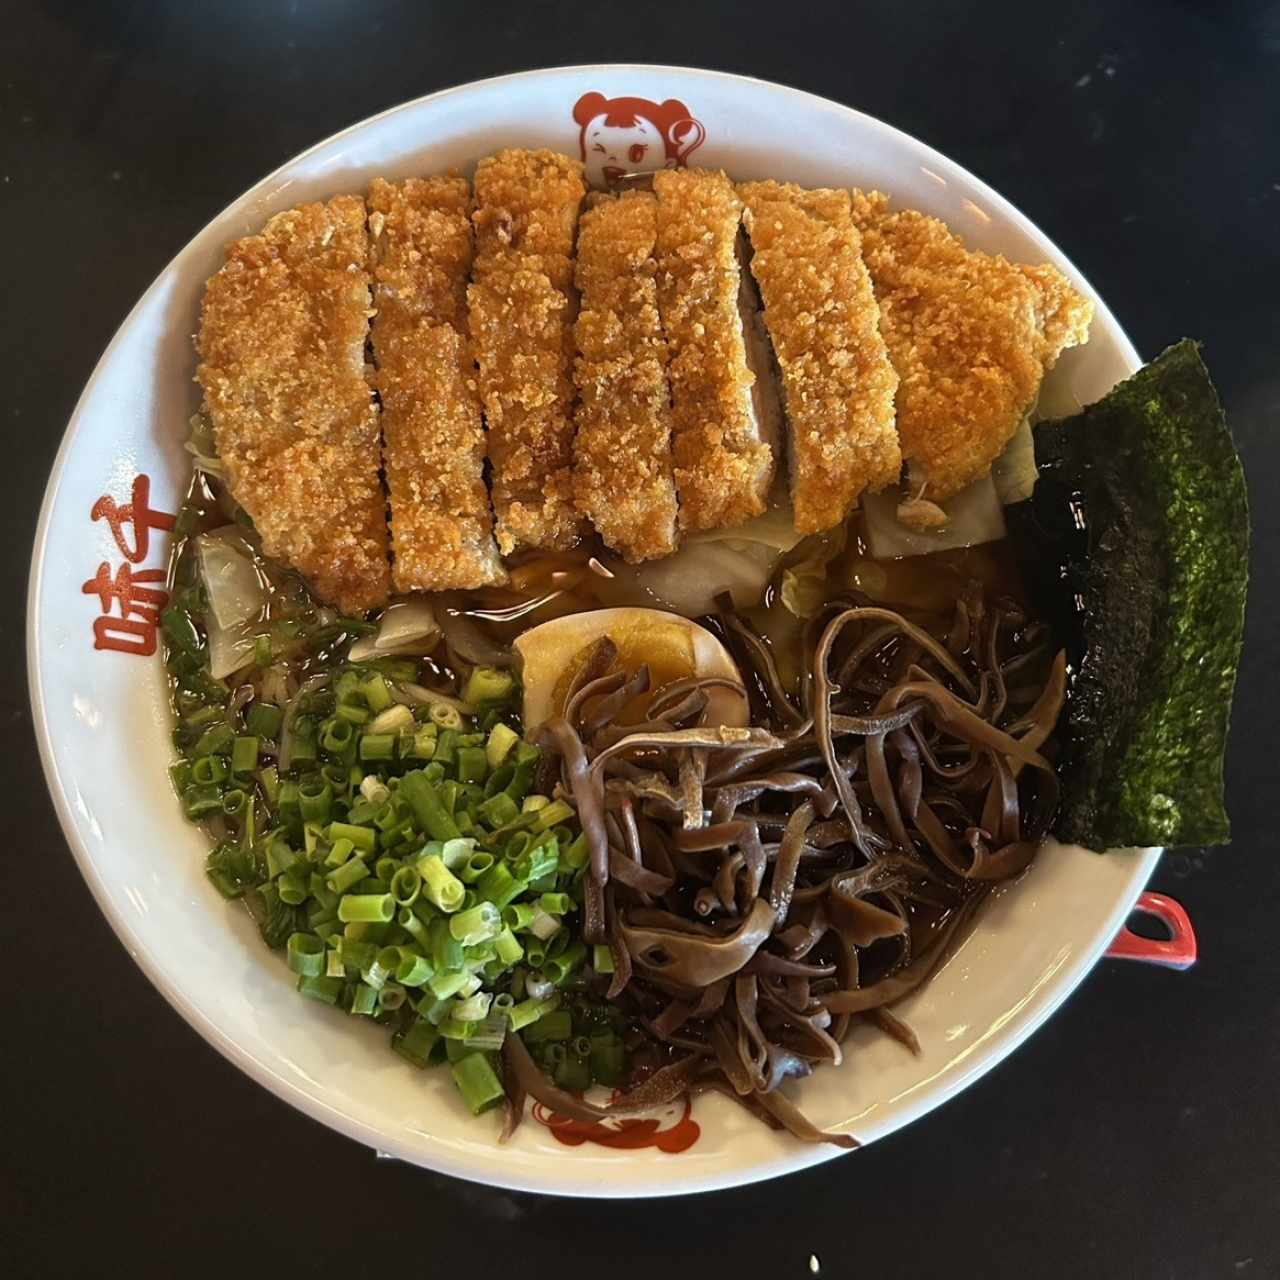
[
  {"left": 349, "top": 599, "right": 441, "bottom": 662},
  {"left": 197, "top": 529, "right": 265, "bottom": 629},
  {"left": 605, "top": 505, "right": 805, "bottom": 616},
  {"left": 863, "top": 473, "right": 1006, "bottom": 559},
  {"left": 196, "top": 529, "right": 267, "bottom": 678},
  {"left": 780, "top": 525, "right": 847, "bottom": 618},
  {"left": 991, "top": 417, "right": 1037, "bottom": 505}
]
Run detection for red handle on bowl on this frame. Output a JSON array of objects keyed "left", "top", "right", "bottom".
[{"left": 1105, "top": 892, "right": 1197, "bottom": 970}]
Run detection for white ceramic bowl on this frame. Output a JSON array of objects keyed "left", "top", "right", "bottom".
[{"left": 29, "top": 64, "right": 1159, "bottom": 1197}]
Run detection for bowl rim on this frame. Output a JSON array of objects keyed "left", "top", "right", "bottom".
[{"left": 27, "top": 62, "right": 1157, "bottom": 1196}]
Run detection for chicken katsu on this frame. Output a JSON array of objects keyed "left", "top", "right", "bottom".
[
  {"left": 739, "top": 181, "right": 899, "bottom": 533},
  {"left": 195, "top": 195, "right": 390, "bottom": 613},
  {"left": 850, "top": 189, "right": 1093, "bottom": 501},
  {"left": 468, "top": 149, "right": 587, "bottom": 555},
  {"left": 368, "top": 176, "right": 505, "bottom": 592},
  {"left": 653, "top": 168, "right": 780, "bottom": 532},
  {"left": 571, "top": 190, "right": 679, "bottom": 562},
  {"left": 193, "top": 152, "right": 1097, "bottom": 606}
]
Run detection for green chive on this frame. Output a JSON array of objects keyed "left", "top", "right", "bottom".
[
  {"left": 337, "top": 893, "right": 395, "bottom": 924},
  {"left": 286, "top": 932, "right": 325, "bottom": 977}
]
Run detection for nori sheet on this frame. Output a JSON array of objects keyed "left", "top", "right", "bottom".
[{"left": 1006, "top": 340, "right": 1248, "bottom": 849}]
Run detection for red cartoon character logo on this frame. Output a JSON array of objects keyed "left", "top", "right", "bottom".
[{"left": 572, "top": 92, "right": 706, "bottom": 188}]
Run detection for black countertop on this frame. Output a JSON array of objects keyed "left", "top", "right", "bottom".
[{"left": 7, "top": 3, "right": 1279, "bottom": 1275}]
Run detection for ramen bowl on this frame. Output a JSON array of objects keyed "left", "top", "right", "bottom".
[{"left": 29, "top": 64, "right": 1164, "bottom": 1197}]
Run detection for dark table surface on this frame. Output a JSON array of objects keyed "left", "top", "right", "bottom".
[{"left": 7, "top": 2, "right": 1279, "bottom": 1275}]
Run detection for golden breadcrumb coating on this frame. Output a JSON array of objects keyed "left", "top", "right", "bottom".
[
  {"left": 572, "top": 191, "right": 679, "bottom": 562},
  {"left": 653, "top": 168, "right": 776, "bottom": 531},
  {"left": 196, "top": 196, "right": 389, "bottom": 613},
  {"left": 469, "top": 149, "right": 586, "bottom": 553},
  {"left": 368, "top": 177, "right": 505, "bottom": 592},
  {"left": 739, "top": 181, "right": 900, "bottom": 534},
  {"left": 849, "top": 189, "right": 1093, "bottom": 500}
]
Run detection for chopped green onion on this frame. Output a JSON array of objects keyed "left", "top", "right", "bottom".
[
  {"left": 286, "top": 932, "right": 325, "bottom": 977},
  {"left": 399, "top": 771, "right": 461, "bottom": 842},
  {"left": 392, "top": 1017, "right": 439, "bottom": 1066},
  {"left": 507, "top": 993, "right": 560, "bottom": 1033},
  {"left": 337, "top": 893, "right": 395, "bottom": 924},
  {"left": 476, "top": 862, "right": 526, "bottom": 911},
  {"left": 429, "top": 918, "right": 464, "bottom": 972},
  {"left": 335, "top": 702, "right": 370, "bottom": 725},
  {"left": 390, "top": 866, "right": 421, "bottom": 907},
  {"left": 523, "top": 1008, "right": 573, "bottom": 1043},
  {"left": 547, "top": 940, "right": 586, "bottom": 985},
  {"left": 369, "top": 703, "right": 414, "bottom": 735},
  {"left": 438, "top": 837, "right": 475, "bottom": 870},
  {"left": 231, "top": 735, "right": 259, "bottom": 775},
  {"left": 428, "top": 969, "right": 471, "bottom": 1000},
  {"left": 528, "top": 906, "right": 561, "bottom": 942},
  {"left": 448, "top": 901, "right": 501, "bottom": 946},
  {"left": 554, "top": 1048, "right": 591, "bottom": 1092},
  {"left": 455, "top": 745, "right": 487, "bottom": 783},
  {"left": 479, "top": 791, "right": 519, "bottom": 828},
  {"left": 190, "top": 756, "right": 228, "bottom": 786},
  {"left": 453, "top": 991, "right": 493, "bottom": 1022},
  {"left": 326, "top": 821, "right": 376, "bottom": 854},
  {"left": 450, "top": 1051, "right": 505, "bottom": 1115},
  {"left": 466, "top": 1015, "right": 508, "bottom": 1052},
  {"left": 298, "top": 780, "right": 332, "bottom": 825},
  {"left": 522, "top": 794, "right": 550, "bottom": 813},
  {"left": 340, "top": 938, "right": 377, "bottom": 973},
  {"left": 463, "top": 667, "right": 516, "bottom": 706},
  {"left": 277, "top": 869, "right": 309, "bottom": 905},
  {"left": 534, "top": 799, "right": 574, "bottom": 831},
  {"left": 419, "top": 854, "right": 465, "bottom": 913},
  {"left": 324, "top": 836, "right": 355, "bottom": 868},
  {"left": 361, "top": 674, "right": 393, "bottom": 713},
  {"left": 350, "top": 982, "right": 379, "bottom": 1016},
  {"left": 377, "top": 982, "right": 407, "bottom": 1011},
  {"left": 539, "top": 892, "right": 573, "bottom": 916},
  {"left": 485, "top": 722, "right": 519, "bottom": 770},
  {"left": 395, "top": 949, "right": 434, "bottom": 987},
  {"left": 326, "top": 856, "right": 368, "bottom": 895},
  {"left": 592, "top": 944, "right": 615, "bottom": 974},
  {"left": 296, "top": 974, "right": 343, "bottom": 1005},
  {"left": 494, "top": 927, "right": 524, "bottom": 967},
  {"left": 430, "top": 703, "right": 463, "bottom": 731},
  {"left": 439, "top": 1016, "right": 475, "bottom": 1043},
  {"left": 359, "top": 733, "right": 395, "bottom": 762},
  {"left": 458, "top": 851, "right": 494, "bottom": 884},
  {"left": 245, "top": 702, "right": 282, "bottom": 739}
]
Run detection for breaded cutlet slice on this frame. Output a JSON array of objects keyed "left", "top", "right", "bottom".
[
  {"left": 572, "top": 191, "right": 679, "bottom": 562},
  {"left": 368, "top": 176, "right": 505, "bottom": 592},
  {"left": 850, "top": 190, "right": 1093, "bottom": 501},
  {"left": 739, "top": 181, "right": 900, "bottom": 534},
  {"left": 469, "top": 149, "right": 586, "bottom": 554},
  {"left": 196, "top": 195, "right": 389, "bottom": 613},
  {"left": 653, "top": 168, "right": 778, "bottom": 532}
]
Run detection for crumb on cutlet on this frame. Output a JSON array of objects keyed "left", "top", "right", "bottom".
[
  {"left": 473, "top": 149, "right": 583, "bottom": 293},
  {"left": 653, "top": 168, "right": 775, "bottom": 532},
  {"left": 469, "top": 150, "right": 586, "bottom": 554},
  {"left": 572, "top": 191, "right": 679, "bottom": 563},
  {"left": 739, "top": 181, "right": 900, "bottom": 534},
  {"left": 368, "top": 176, "right": 505, "bottom": 591},
  {"left": 195, "top": 195, "right": 389, "bottom": 613},
  {"left": 850, "top": 189, "right": 1093, "bottom": 501}
]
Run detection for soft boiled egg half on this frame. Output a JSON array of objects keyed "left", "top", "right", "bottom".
[{"left": 513, "top": 607, "right": 748, "bottom": 732}]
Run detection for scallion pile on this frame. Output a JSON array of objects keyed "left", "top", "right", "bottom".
[{"left": 165, "top": 581, "right": 626, "bottom": 1117}]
